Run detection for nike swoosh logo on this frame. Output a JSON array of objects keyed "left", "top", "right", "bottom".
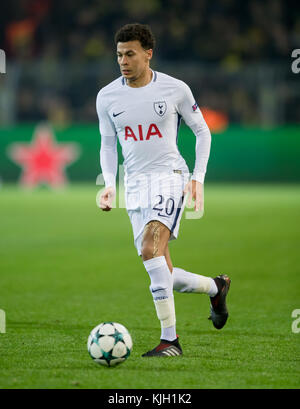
[
  {"left": 113, "top": 111, "right": 125, "bottom": 117},
  {"left": 152, "top": 287, "right": 167, "bottom": 293}
]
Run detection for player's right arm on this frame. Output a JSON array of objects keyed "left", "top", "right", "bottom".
[{"left": 96, "top": 91, "right": 118, "bottom": 211}]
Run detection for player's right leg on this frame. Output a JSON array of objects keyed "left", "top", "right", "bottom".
[{"left": 141, "top": 220, "right": 182, "bottom": 357}]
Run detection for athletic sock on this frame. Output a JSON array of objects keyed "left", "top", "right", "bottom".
[
  {"left": 161, "top": 325, "right": 176, "bottom": 342},
  {"left": 143, "top": 256, "right": 176, "bottom": 341},
  {"left": 172, "top": 267, "right": 218, "bottom": 297}
]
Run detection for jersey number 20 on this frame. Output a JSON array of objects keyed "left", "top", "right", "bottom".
[{"left": 153, "top": 195, "right": 175, "bottom": 217}]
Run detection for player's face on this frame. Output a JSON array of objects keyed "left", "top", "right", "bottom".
[{"left": 117, "top": 41, "right": 152, "bottom": 81}]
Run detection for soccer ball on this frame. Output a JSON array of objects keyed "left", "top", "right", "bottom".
[{"left": 87, "top": 322, "right": 133, "bottom": 367}]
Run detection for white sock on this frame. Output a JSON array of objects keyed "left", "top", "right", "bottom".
[
  {"left": 160, "top": 295, "right": 176, "bottom": 341},
  {"left": 173, "top": 267, "right": 218, "bottom": 297},
  {"left": 143, "top": 256, "right": 176, "bottom": 341},
  {"left": 162, "top": 325, "right": 176, "bottom": 342}
]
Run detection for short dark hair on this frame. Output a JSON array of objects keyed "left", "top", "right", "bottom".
[{"left": 114, "top": 23, "right": 155, "bottom": 50}]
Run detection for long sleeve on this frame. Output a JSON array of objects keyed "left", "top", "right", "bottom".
[
  {"left": 188, "top": 120, "right": 211, "bottom": 184},
  {"left": 96, "top": 92, "right": 118, "bottom": 189},
  {"left": 177, "top": 82, "right": 211, "bottom": 184},
  {"left": 99, "top": 133, "right": 118, "bottom": 189}
]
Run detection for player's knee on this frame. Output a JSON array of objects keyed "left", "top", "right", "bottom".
[
  {"left": 141, "top": 236, "right": 165, "bottom": 260},
  {"left": 141, "top": 240, "right": 156, "bottom": 260}
]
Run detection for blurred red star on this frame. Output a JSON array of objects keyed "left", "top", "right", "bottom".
[{"left": 8, "top": 125, "right": 79, "bottom": 187}]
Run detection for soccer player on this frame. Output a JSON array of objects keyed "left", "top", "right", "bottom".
[{"left": 97, "top": 23, "right": 231, "bottom": 357}]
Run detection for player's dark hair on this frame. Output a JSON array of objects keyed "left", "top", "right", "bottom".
[{"left": 114, "top": 23, "right": 155, "bottom": 50}]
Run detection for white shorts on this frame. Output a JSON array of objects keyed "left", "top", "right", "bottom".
[{"left": 125, "top": 172, "right": 190, "bottom": 256}]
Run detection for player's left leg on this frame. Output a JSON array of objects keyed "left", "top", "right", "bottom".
[
  {"left": 164, "top": 243, "right": 218, "bottom": 295},
  {"left": 165, "top": 245, "right": 231, "bottom": 330}
]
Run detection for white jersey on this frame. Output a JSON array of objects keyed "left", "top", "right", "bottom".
[{"left": 96, "top": 70, "right": 211, "bottom": 188}]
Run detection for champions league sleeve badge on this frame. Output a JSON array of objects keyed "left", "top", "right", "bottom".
[{"left": 192, "top": 102, "right": 199, "bottom": 111}]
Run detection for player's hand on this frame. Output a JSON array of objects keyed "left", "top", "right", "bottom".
[
  {"left": 183, "top": 180, "right": 204, "bottom": 212},
  {"left": 99, "top": 187, "right": 116, "bottom": 211}
]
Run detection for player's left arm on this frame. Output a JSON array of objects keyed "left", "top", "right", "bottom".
[{"left": 177, "top": 82, "right": 211, "bottom": 212}]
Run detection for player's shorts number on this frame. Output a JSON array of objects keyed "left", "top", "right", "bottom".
[{"left": 153, "top": 195, "right": 175, "bottom": 217}]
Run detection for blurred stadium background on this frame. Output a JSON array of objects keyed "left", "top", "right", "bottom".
[{"left": 0, "top": 0, "right": 300, "bottom": 389}]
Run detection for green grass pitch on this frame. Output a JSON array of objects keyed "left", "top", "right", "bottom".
[{"left": 0, "top": 183, "right": 299, "bottom": 389}]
